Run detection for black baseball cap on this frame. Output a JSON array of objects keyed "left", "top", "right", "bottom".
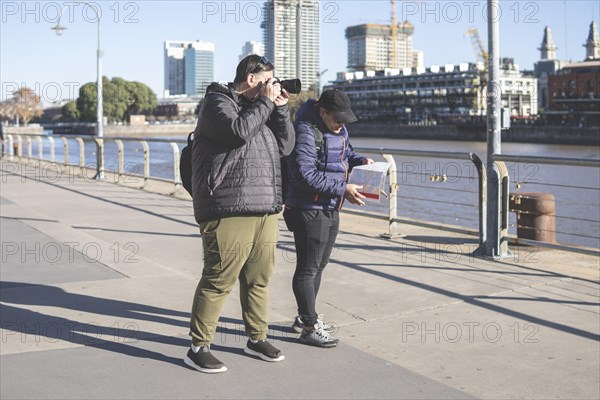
[{"left": 318, "top": 89, "right": 358, "bottom": 124}]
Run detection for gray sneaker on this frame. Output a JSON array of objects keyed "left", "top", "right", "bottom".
[
  {"left": 292, "top": 315, "right": 335, "bottom": 334},
  {"left": 299, "top": 325, "right": 339, "bottom": 348}
]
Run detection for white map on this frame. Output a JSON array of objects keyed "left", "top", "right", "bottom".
[{"left": 348, "top": 162, "right": 390, "bottom": 202}]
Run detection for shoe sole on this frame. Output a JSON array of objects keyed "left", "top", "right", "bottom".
[
  {"left": 184, "top": 356, "right": 227, "bottom": 373},
  {"left": 299, "top": 338, "right": 339, "bottom": 348},
  {"left": 292, "top": 325, "right": 303, "bottom": 334},
  {"left": 244, "top": 347, "right": 285, "bottom": 362}
]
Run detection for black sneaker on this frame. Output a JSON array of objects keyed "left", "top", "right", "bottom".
[
  {"left": 184, "top": 346, "right": 227, "bottom": 373},
  {"left": 244, "top": 339, "right": 285, "bottom": 362}
]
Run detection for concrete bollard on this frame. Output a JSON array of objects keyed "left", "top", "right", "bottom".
[{"left": 509, "top": 192, "right": 556, "bottom": 243}]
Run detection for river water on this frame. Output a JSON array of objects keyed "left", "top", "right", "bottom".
[{"left": 37, "top": 135, "right": 600, "bottom": 249}]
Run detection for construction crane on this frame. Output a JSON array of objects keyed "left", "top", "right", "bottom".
[
  {"left": 390, "top": 0, "right": 397, "bottom": 68},
  {"left": 465, "top": 27, "right": 488, "bottom": 71},
  {"left": 465, "top": 27, "right": 488, "bottom": 116}
]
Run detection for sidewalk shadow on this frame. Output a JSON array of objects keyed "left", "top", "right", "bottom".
[
  {"left": 0, "top": 282, "right": 296, "bottom": 366},
  {"left": 0, "top": 282, "right": 189, "bottom": 328}
]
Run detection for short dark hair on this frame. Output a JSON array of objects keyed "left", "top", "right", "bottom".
[{"left": 234, "top": 55, "right": 274, "bottom": 84}]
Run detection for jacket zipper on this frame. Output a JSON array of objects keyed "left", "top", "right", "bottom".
[
  {"left": 208, "top": 165, "right": 214, "bottom": 196},
  {"left": 337, "top": 133, "right": 348, "bottom": 210},
  {"left": 261, "top": 133, "right": 278, "bottom": 207}
]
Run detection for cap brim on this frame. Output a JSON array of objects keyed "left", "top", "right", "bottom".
[{"left": 332, "top": 109, "right": 358, "bottom": 124}]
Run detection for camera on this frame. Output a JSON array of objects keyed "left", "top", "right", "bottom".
[{"left": 274, "top": 78, "right": 302, "bottom": 94}]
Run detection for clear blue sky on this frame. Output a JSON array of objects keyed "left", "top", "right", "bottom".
[{"left": 1, "top": 0, "right": 598, "bottom": 104}]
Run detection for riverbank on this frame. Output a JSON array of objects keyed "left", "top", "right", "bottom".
[{"left": 349, "top": 123, "right": 600, "bottom": 146}]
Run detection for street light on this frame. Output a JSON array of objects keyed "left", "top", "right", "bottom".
[{"left": 51, "top": 1, "right": 104, "bottom": 178}]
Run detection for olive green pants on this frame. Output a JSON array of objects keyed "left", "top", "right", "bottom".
[{"left": 189, "top": 214, "right": 278, "bottom": 346}]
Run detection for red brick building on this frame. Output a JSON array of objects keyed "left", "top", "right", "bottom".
[{"left": 547, "top": 61, "right": 600, "bottom": 126}]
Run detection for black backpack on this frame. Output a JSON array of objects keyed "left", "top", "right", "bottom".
[
  {"left": 180, "top": 132, "right": 194, "bottom": 196},
  {"left": 281, "top": 124, "right": 324, "bottom": 201}
]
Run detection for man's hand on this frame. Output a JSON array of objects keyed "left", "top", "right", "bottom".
[
  {"left": 362, "top": 158, "right": 375, "bottom": 165},
  {"left": 260, "top": 78, "right": 282, "bottom": 103},
  {"left": 274, "top": 88, "right": 289, "bottom": 107},
  {"left": 345, "top": 184, "right": 366, "bottom": 206}
]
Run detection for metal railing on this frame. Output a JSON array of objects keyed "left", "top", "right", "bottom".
[
  {"left": 492, "top": 154, "right": 600, "bottom": 256},
  {"left": 350, "top": 146, "right": 486, "bottom": 246},
  {"left": 4, "top": 133, "right": 600, "bottom": 256},
  {"left": 4, "top": 133, "right": 187, "bottom": 190}
]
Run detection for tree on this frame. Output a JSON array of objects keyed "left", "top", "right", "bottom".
[
  {"left": 61, "top": 100, "right": 80, "bottom": 121},
  {"left": 76, "top": 81, "right": 100, "bottom": 122},
  {"left": 76, "top": 76, "right": 157, "bottom": 123},
  {"left": 1, "top": 87, "right": 43, "bottom": 125},
  {"left": 0, "top": 100, "right": 16, "bottom": 123}
]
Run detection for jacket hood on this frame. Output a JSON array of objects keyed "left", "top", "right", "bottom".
[
  {"left": 205, "top": 82, "right": 236, "bottom": 98},
  {"left": 295, "top": 99, "right": 322, "bottom": 127}
]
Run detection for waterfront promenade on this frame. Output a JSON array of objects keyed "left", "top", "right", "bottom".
[{"left": 1, "top": 159, "right": 599, "bottom": 399}]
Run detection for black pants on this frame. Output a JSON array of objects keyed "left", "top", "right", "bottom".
[{"left": 285, "top": 209, "right": 340, "bottom": 327}]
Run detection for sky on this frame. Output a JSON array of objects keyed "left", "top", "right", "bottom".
[{"left": 1, "top": 0, "right": 598, "bottom": 105}]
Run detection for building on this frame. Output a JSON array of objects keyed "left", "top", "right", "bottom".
[
  {"left": 328, "top": 60, "right": 537, "bottom": 123},
  {"left": 164, "top": 41, "right": 191, "bottom": 97},
  {"left": 546, "top": 60, "right": 600, "bottom": 126},
  {"left": 154, "top": 96, "right": 203, "bottom": 120},
  {"left": 537, "top": 22, "right": 600, "bottom": 126},
  {"left": 261, "top": 0, "right": 320, "bottom": 89},
  {"left": 584, "top": 21, "right": 600, "bottom": 60},
  {"left": 345, "top": 22, "right": 423, "bottom": 71},
  {"left": 499, "top": 58, "right": 538, "bottom": 118},
  {"left": 534, "top": 27, "right": 566, "bottom": 110},
  {"left": 184, "top": 40, "right": 215, "bottom": 97},
  {"left": 240, "top": 41, "right": 265, "bottom": 61}
]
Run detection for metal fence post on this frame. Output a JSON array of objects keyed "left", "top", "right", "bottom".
[
  {"left": 94, "top": 138, "right": 105, "bottom": 179},
  {"left": 115, "top": 139, "right": 124, "bottom": 182},
  {"left": 75, "top": 137, "right": 85, "bottom": 170},
  {"left": 61, "top": 137, "right": 69, "bottom": 166},
  {"left": 48, "top": 136, "right": 55, "bottom": 162},
  {"left": 36, "top": 137, "right": 43, "bottom": 160},
  {"left": 26, "top": 137, "right": 32, "bottom": 160},
  {"left": 170, "top": 142, "right": 182, "bottom": 190},
  {"left": 140, "top": 141, "right": 150, "bottom": 187},
  {"left": 380, "top": 154, "right": 401, "bottom": 238},
  {"left": 6, "top": 135, "right": 14, "bottom": 159}
]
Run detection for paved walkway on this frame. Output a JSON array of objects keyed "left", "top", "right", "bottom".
[{"left": 1, "top": 159, "right": 599, "bottom": 399}]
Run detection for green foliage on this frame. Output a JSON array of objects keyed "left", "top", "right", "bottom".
[
  {"left": 62, "top": 100, "right": 80, "bottom": 121},
  {"left": 76, "top": 76, "right": 157, "bottom": 123}
]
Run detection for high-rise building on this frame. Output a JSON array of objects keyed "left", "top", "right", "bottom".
[
  {"left": 345, "top": 22, "right": 422, "bottom": 71},
  {"left": 261, "top": 0, "right": 320, "bottom": 89},
  {"left": 240, "top": 41, "right": 265, "bottom": 61},
  {"left": 184, "top": 40, "right": 215, "bottom": 97},
  {"left": 164, "top": 41, "right": 190, "bottom": 97}
]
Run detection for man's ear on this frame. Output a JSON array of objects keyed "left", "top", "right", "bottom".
[{"left": 246, "top": 73, "right": 256, "bottom": 86}]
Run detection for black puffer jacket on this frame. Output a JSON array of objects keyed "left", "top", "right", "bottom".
[{"left": 191, "top": 82, "right": 295, "bottom": 224}]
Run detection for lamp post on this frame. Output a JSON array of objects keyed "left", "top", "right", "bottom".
[{"left": 52, "top": 1, "right": 104, "bottom": 179}]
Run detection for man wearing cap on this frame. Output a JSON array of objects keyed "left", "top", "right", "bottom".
[{"left": 283, "top": 88, "right": 373, "bottom": 347}]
